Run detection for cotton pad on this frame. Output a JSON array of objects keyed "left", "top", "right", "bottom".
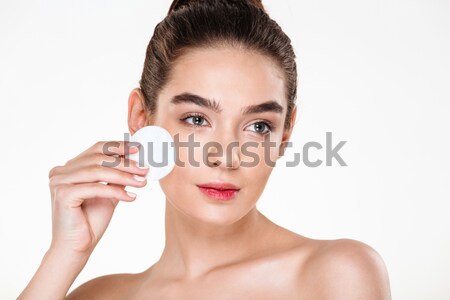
[{"left": 126, "top": 125, "right": 175, "bottom": 181}]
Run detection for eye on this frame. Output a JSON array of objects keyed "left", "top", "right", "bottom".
[
  {"left": 180, "top": 113, "right": 210, "bottom": 127},
  {"left": 247, "top": 121, "right": 274, "bottom": 136}
]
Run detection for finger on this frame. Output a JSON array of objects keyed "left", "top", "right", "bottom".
[
  {"left": 64, "top": 152, "right": 149, "bottom": 177},
  {"left": 49, "top": 141, "right": 140, "bottom": 178},
  {"left": 76, "top": 140, "right": 140, "bottom": 160},
  {"left": 94, "top": 140, "right": 142, "bottom": 157},
  {"left": 106, "top": 182, "right": 126, "bottom": 208},
  {"left": 49, "top": 164, "right": 148, "bottom": 187},
  {"left": 49, "top": 165, "right": 65, "bottom": 179},
  {"left": 54, "top": 182, "right": 137, "bottom": 208}
]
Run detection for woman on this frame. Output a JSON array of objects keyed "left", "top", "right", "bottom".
[{"left": 18, "top": 0, "right": 391, "bottom": 299}]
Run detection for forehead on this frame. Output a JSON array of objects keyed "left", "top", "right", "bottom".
[{"left": 162, "top": 47, "right": 286, "bottom": 110}]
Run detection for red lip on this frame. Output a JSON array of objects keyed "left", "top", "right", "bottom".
[
  {"left": 197, "top": 182, "right": 240, "bottom": 201},
  {"left": 197, "top": 182, "right": 240, "bottom": 190}
]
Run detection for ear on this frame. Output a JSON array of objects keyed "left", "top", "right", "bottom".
[
  {"left": 278, "top": 104, "right": 297, "bottom": 158},
  {"left": 128, "top": 88, "right": 150, "bottom": 135}
]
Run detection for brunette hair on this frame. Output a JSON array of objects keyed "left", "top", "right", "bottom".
[{"left": 139, "top": 0, "right": 298, "bottom": 130}]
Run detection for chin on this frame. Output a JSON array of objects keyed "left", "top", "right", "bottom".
[
  {"left": 201, "top": 210, "right": 241, "bottom": 226},
  {"left": 178, "top": 201, "right": 253, "bottom": 227}
]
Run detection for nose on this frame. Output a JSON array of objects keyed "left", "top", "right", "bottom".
[{"left": 205, "top": 130, "right": 241, "bottom": 170}]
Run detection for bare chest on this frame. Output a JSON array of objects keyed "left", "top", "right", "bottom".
[{"left": 131, "top": 251, "right": 308, "bottom": 300}]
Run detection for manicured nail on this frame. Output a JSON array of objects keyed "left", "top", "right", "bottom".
[
  {"left": 127, "top": 191, "right": 137, "bottom": 198},
  {"left": 134, "top": 175, "right": 146, "bottom": 182}
]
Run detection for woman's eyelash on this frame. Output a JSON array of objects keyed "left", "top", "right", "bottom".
[
  {"left": 180, "top": 113, "right": 275, "bottom": 135},
  {"left": 254, "top": 120, "right": 274, "bottom": 134},
  {"left": 180, "top": 113, "right": 210, "bottom": 127}
]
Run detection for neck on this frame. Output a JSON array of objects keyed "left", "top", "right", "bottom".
[{"left": 152, "top": 197, "right": 276, "bottom": 281}]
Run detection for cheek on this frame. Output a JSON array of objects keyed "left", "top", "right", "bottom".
[
  {"left": 239, "top": 145, "right": 276, "bottom": 198},
  {"left": 240, "top": 136, "right": 282, "bottom": 169},
  {"left": 158, "top": 161, "right": 198, "bottom": 213},
  {"left": 245, "top": 156, "right": 273, "bottom": 191},
  {"left": 158, "top": 134, "right": 204, "bottom": 196}
]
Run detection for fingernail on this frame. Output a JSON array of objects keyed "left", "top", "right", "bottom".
[
  {"left": 134, "top": 175, "right": 146, "bottom": 182},
  {"left": 127, "top": 191, "right": 137, "bottom": 198}
]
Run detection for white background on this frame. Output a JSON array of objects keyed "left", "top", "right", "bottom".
[{"left": 1, "top": 0, "right": 449, "bottom": 299}]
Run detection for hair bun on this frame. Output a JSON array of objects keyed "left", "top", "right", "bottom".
[
  {"left": 168, "top": 0, "right": 264, "bottom": 15},
  {"left": 167, "top": 0, "right": 189, "bottom": 14}
]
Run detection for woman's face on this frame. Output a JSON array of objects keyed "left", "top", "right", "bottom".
[{"left": 147, "top": 47, "right": 295, "bottom": 225}]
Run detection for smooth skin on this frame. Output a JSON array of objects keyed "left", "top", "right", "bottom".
[{"left": 18, "top": 47, "right": 391, "bottom": 300}]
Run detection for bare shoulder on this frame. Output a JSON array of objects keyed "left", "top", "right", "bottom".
[
  {"left": 298, "top": 238, "right": 392, "bottom": 300},
  {"left": 65, "top": 272, "right": 140, "bottom": 300}
]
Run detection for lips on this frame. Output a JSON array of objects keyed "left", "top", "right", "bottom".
[
  {"left": 197, "top": 182, "right": 240, "bottom": 201},
  {"left": 197, "top": 182, "right": 240, "bottom": 190}
]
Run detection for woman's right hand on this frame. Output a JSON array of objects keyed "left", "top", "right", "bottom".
[{"left": 47, "top": 140, "right": 149, "bottom": 256}]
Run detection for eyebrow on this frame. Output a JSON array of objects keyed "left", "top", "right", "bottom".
[{"left": 170, "top": 92, "right": 283, "bottom": 115}]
